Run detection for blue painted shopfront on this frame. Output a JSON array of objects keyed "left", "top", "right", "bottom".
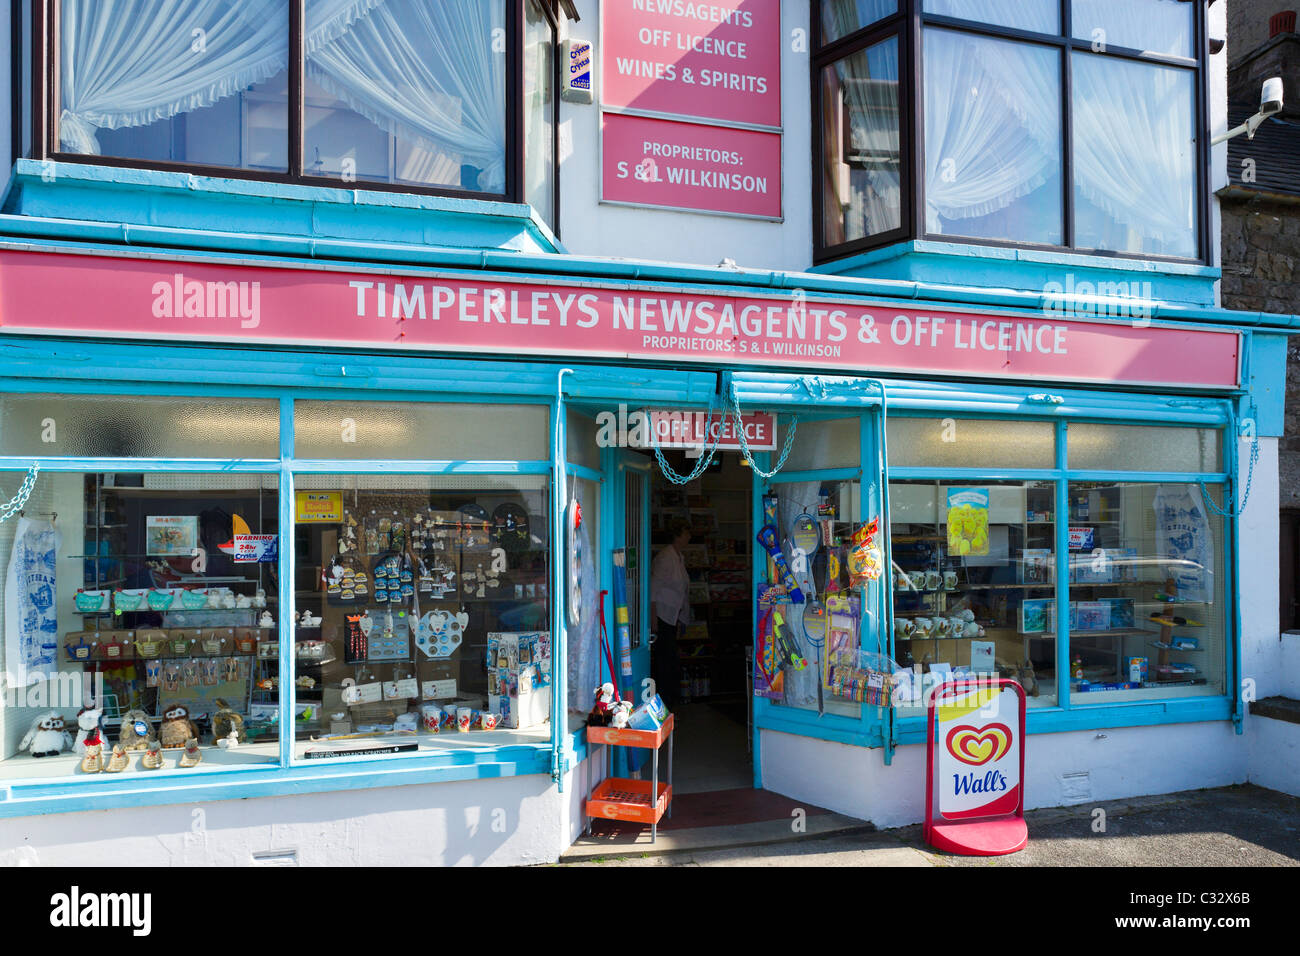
[{"left": 0, "top": 162, "right": 1289, "bottom": 819}]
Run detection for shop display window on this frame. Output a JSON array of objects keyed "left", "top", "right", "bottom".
[
  {"left": 888, "top": 417, "right": 1055, "bottom": 470},
  {"left": 0, "top": 471, "right": 281, "bottom": 780},
  {"left": 763, "top": 478, "right": 868, "bottom": 717},
  {"left": 293, "top": 400, "right": 550, "bottom": 461},
  {"left": 1063, "top": 481, "right": 1226, "bottom": 701},
  {"left": 291, "top": 474, "right": 550, "bottom": 758},
  {"left": 890, "top": 480, "right": 1059, "bottom": 713},
  {"left": 777, "top": 417, "right": 861, "bottom": 472},
  {"left": 0, "top": 393, "right": 280, "bottom": 459},
  {"left": 1068, "top": 423, "right": 1221, "bottom": 474}
]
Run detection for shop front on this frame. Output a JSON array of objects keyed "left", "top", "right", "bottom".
[{"left": 0, "top": 224, "right": 1272, "bottom": 861}]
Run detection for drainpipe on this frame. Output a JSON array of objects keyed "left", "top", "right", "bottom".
[{"left": 551, "top": 368, "right": 574, "bottom": 785}]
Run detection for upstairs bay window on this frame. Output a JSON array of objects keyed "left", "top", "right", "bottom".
[
  {"left": 814, "top": 0, "right": 1205, "bottom": 263},
  {"left": 36, "top": 0, "right": 562, "bottom": 226}
]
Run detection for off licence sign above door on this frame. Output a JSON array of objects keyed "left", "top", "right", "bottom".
[{"left": 639, "top": 408, "right": 776, "bottom": 450}]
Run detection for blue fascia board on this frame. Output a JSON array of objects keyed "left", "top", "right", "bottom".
[
  {"left": 0, "top": 744, "right": 553, "bottom": 818},
  {"left": 814, "top": 239, "right": 1222, "bottom": 310},
  {"left": 1246, "top": 332, "right": 1288, "bottom": 437},
  {"left": 3, "top": 159, "right": 563, "bottom": 256}
]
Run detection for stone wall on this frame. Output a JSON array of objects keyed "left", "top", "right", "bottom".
[{"left": 1221, "top": 200, "right": 1300, "bottom": 504}]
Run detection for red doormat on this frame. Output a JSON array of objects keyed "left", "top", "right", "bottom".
[{"left": 587, "top": 788, "right": 832, "bottom": 835}]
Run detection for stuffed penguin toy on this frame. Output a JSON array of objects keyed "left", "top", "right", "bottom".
[
  {"left": 210, "top": 698, "right": 244, "bottom": 747},
  {"left": 159, "top": 704, "right": 200, "bottom": 749},
  {"left": 73, "top": 706, "right": 104, "bottom": 756},
  {"left": 118, "top": 709, "right": 154, "bottom": 751},
  {"left": 21, "top": 711, "right": 72, "bottom": 757}
]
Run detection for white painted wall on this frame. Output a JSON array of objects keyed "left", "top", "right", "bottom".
[
  {"left": 761, "top": 720, "right": 1251, "bottom": 830},
  {"left": 0, "top": 772, "right": 573, "bottom": 867},
  {"left": 557, "top": 0, "right": 813, "bottom": 273}
]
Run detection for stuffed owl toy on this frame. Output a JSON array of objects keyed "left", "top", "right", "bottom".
[
  {"left": 159, "top": 704, "right": 200, "bottom": 749},
  {"left": 118, "top": 709, "right": 154, "bottom": 751},
  {"left": 21, "top": 711, "right": 72, "bottom": 757}
]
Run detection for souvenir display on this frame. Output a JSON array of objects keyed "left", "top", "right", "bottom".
[
  {"left": 414, "top": 609, "right": 467, "bottom": 659},
  {"left": 159, "top": 705, "right": 200, "bottom": 749},
  {"left": 21, "top": 712, "right": 73, "bottom": 758},
  {"left": 118, "top": 710, "right": 154, "bottom": 751},
  {"left": 210, "top": 698, "right": 245, "bottom": 747}
]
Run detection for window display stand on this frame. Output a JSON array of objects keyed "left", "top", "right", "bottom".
[{"left": 584, "top": 714, "right": 674, "bottom": 843}]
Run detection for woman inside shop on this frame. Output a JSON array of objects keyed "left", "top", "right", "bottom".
[{"left": 650, "top": 519, "right": 692, "bottom": 709}]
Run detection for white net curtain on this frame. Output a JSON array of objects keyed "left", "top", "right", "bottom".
[{"left": 58, "top": 0, "right": 507, "bottom": 192}]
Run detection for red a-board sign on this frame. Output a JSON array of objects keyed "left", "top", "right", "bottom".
[{"left": 925, "top": 679, "right": 1028, "bottom": 856}]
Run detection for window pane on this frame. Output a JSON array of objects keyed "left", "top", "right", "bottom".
[
  {"left": 924, "top": 30, "right": 1062, "bottom": 244},
  {"left": 525, "top": 0, "right": 556, "bottom": 229},
  {"left": 566, "top": 410, "right": 600, "bottom": 470},
  {"left": 820, "top": 0, "right": 897, "bottom": 45},
  {"left": 0, "top": 393, "right": 279, "bottom": 458},
  {"left": 1065, "top": 482, "right": 1226, "bottom": 702},
  {"left": 292, "top": 473, "right": 551, "bottom": 757},
  {"left": 924, "top": 0, "right": 1058, "bottom": 35},
  {"left": 890, "top": 480, "right": 1059, "bottom": 713},
  {"left": 1071, "top": 0, "right": 1192, "bottom": 58},
  {"left": 888, "top": 417, "right": 1055, "bottom": 469},
  {"left": 0, "top": 471, "right": 281, "bottom": 782},
  {"left": 821, "top": 38, "right": 901, "bottom": 246},
  {"left": 61, "top": 0, "right": 288, "bottom": 171},
  {"left": 305, "top": 0, "right": 507, "bottom": 192},
  {"left": 778, "top": 417, "right": 860, "bottom": 472},
  {"left": 1068, "top": 424, "right": 1221, "bottom": 473},
  {"left": 1072, "top": 54, "right": 1196, "bottom": 258},
  {"left": 767, "top": 478, "right": 864, "bottom": 717},
  {"left": 294, "top": 401, "right": 549, "bottom": 460}
]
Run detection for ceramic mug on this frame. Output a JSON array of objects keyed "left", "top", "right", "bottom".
[
  {"left": 934, "top": 617, "right": 952, "bottom": 638},
  {"left": 421, "top": 705, "right": 442, "bottom": 733},
  {"left": 895, "top": 618, "right": 916, "bottom": 639},
  {"left": 943, "top": 571, "right": 958, "bottom": 591},
  {"left": 456, "top": 707, "right": 472, "bottom": 733},
  {"left": 948, "top": 617, "right": 966, "bottom": 637},
  {"left": 925, "top": 570, "right": 943, "bottom": 591},
  {"left": 913, "top": 617, "right": 933, "bottom": 639}
]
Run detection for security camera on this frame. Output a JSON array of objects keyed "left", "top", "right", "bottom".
[
  {"left": 1261, "top": 76, "right": 1284, "bottom": 117},
  {"left": 1211, "top": 77, "right": 1284, "bottom": 144}
]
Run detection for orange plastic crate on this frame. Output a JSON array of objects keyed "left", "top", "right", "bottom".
[
  {"left": 585, "top": 713, "right": 674, "bottom": 750},
  {"left": 586, "top": 777, "right": 671, "bottom": 825}
]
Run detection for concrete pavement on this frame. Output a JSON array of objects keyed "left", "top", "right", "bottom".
[{"left": 561, "top": 784, "right": 1300, "bottom": 866}]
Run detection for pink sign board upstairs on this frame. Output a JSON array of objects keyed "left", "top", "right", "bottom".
[
  {"left": 601, "top": 0, "right": 782, "bottom": 128},
  {"left": 0, "top": 250, "right": 1241, "bottom": 389}
]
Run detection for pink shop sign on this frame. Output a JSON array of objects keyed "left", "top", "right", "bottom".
[
  {"left": 0, "top": 249, "right": 1241, "bottom": 389},
  {"left": 601, "top": 0, "right": 782, "bottom": 128},
  {"left": 601, "top": 111, "right": 782, "bottom": 218}
]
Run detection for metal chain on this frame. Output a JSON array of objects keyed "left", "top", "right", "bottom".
[
  {"left": 651, "top": 395, "right": 724, "bottom": 485},
  {"left": 1202, "top": 428, "right": 1258, "bottom": 518},
  {"left": 0, "top": 463, "right": 40, "bottom": 523},
  {"left": 732, "top": 385, "right": 799, "bottom": 479}
]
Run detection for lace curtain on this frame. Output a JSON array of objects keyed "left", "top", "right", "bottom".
[{"left": 59, "top": 0, "right": 507, "bottom": 192}]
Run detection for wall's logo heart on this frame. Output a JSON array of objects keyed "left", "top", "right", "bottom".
[{"left": 945, "top": 723, "right": 1012, "bottom": 766}]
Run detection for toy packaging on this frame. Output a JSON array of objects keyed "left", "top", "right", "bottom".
[{"left": 486, "top": 631, "right": 552, "bottom": 729}]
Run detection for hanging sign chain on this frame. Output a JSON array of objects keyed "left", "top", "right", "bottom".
[
  {"left": 731, "top": 384, "right": 798, "bottom": 479},
  {"left": 651, "top": 394, "right": 724, "bottom": 486},
  {"left": 0, "top": 463, "right": 40, "bottom": 523},
  {"left": 1200, "top": 402, "right": 1258, "bottom": 518}
]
